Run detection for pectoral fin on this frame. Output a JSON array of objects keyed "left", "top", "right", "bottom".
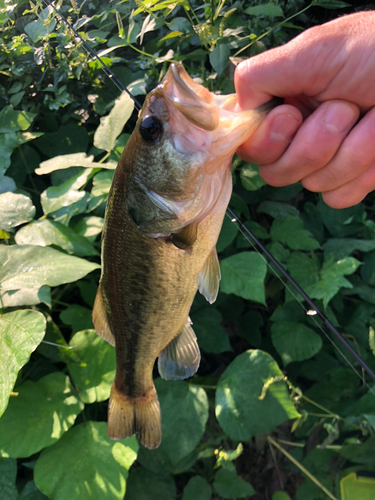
[
  {"left": 158, "top": 318, "right": 200, "bottom": 380},
  {"left": 92, "top": 283, "right": 116, "bottom": 346},
  {"left": 171, "top": 223, "right": 198, "bottom": 250},
  {"left": 197, "top": 247, "right": 221, "bottom": 304}
]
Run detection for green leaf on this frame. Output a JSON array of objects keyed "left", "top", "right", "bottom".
[
  {"left": 270, "top": 216, "right": 320, "bottom": 250},
  {"left": 15, "top": 220, "right": 99, "bottom": 257},
  {"left": 220, "top": 252, "right": 267, "bottom": 304},
  {"left": 34, "top": 422, "right": 138, "bottom": 500},
  {"left": 60, "top": 305, "right": 93, "bottom": 333},
  {"left": 182, "top": 476, "right": 212, "bottom": 500},
  {"left": 0, "top": 192, "right": 35, "bottom": 230},
  {"left": 245, "top": 3, "right": 284, "bottom": 17},
  {"left": 67, "top": 329, "right": 115, "bottom": 403},
  {"left": 0, "top": 285, "right": 51, "bottom": 308},
  {"left": 40, "top": 168, "right": 93, "bottom": 215},
  {"left": 323, "top": 238, "right": 375, "bottom": 260},
  {"left": 305, "top": 255, "right": 361, "bottom": 307},
  {"left": 0, "top": 106, "right": 36, "bottom": 133},
  {"left": 92, "top": 170, "right": 114, "bottom": 197},
  {"left": 0, "top": 245, "right": 100, "bottom": 290},
  {"left": 361, "top": 250, "right": 375, "bottom": 286},
  {"left": 34, "top": 124, "right": 89, "bottom": 158},
  {"left": 213, "top": 468, "right": 255, "bottom": 499},
  {"left": 273, "top": 493, "right": 292, "bottom": 500},
  {"left": 339, "top": 434, "right": 375, "bottom": 465},
  {"left": 0, "top": 457, "right": 18, "bottom": 500},
  {"left": 317, "top": 199, "right": 364, "bottom": 237},
  {"left": 0, "top": 310, "right": 46, "bottom": 418},
  {"left": 215, "top": 350, "right": 300, "bottom": 441},
  {"left": 0, "top": 175, "right": 16, "bottom": 194},
  {"left": 257, "top": 201, "right": 299, "bottom": 220},
  {"left": 24, "top": 5, "right": 56, "bottom": 42},
  {"left": 35, "top": 153, "right": 116, "bottom": 175},
  {"left": 271, "top": 321, "right": 322, "bottom": 365},
  {"left": 217, "top": 216, "right": 238, "bottom": 252},
  {"left": 240, "top": 163, "right": 266, "bottom": 191},
  {"left": 73, "top": 216, "right": 104, "bottom": 239},
  {"left": 191, "top": 307, "right": 231, "bottom": 353},
  {"left": 94, "top": 92, "right": 134, "bottom": 152},
  {"left": 18, "top": 480, "right": 49, "bottom": 500},
  {"left": 0, "top": 372, "right": 84, "bottom": 458},
  {"left": 286, "top": 252, "right": 319, "bottom": 290},
  {"left": 209, "top": 44, "right": 230, "bottom": 75},
  {"left": 138, "top": 379, "right": 208, "bottom": 473},
  {"left": 312, "top": 0, "right": 350, "bottom": 9},
  {"left": 125, "top": 468, "right": 176, "bottom": 500}
]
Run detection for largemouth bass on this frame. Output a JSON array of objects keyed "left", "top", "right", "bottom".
[{"left": 92, "top": 62, "right": 277, "bottom": 449}]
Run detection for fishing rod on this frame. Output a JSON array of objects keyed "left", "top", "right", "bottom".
[{"left": 41, "top": 0, "right": 375, "bottom": 383}]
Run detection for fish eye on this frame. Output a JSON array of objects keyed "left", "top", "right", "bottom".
[{"left": 139, "top": 115, "right": 163, "bottom": 142}]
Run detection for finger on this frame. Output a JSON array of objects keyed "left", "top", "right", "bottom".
[
  {"left": 236, "top": 104, "right": 303, "bottom": 164},
  {"left": 258, "top": 101, "right": 360, "bottom": 187},
  {"left": 302, "top": 107, "right": 375, "bottom": 192},
  {"left": 322, "top": 163, "right": 375, "bottom": 208}
]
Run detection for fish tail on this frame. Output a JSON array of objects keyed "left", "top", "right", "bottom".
[{"left": 107, "top": 383, "right": 162, "bottom": 449}]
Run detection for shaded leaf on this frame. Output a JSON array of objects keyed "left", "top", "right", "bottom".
[
  {"left": 240, "top": 163, "right": 266, "bottom": 191},
  {"left": 18, "top": 480, "right": 49, "bottom": 500},
  {"left": 15, "top": 219, "right": 99, "bottom": 257},
  {"left": 0, "top": 372, "right": 84, "bottom": 458},
  {"left": 34, "top": 124, "right": 89, "bottom": 158},
  {"left": 0, "top": 245, "right": 100, "bottom": 290},
  {"left": 0, "top": 457, "right": 18, "bottom": 500},
  {"left": 191, "top": 307, "right": 231, "bottom": 353},
  {"left": 67, "top": 329, "right": 115, "bottom": 403},
  {"left": 24, "top": 5, "right": 56, "bottom": 42},
  {"left": 0, "top": 285, "right": 51, "bottom": 308},
  {"left": 220, "top": 252, "right": 267, "bottom": 304},
  {"left": 257, "top": 201, "right": 299, "bottom": 220},
  {"left": 217, "top": 215, "right": 238, "bottom": 252},
  {"left": 34, "top": 422, "right": 138, "bottom": 500},
  {"left": 182, "top": 476, "right": 211, "bottom": 500},
  {"left": 313, "top": 0, "right": 350, "bottom": 8},
  {"left": 270, "top": 216, "right": 320, "bottom": 250},
  {"left": 209, "top": 44, "right": 230, "bottom": 75},
  {"left": 215, "top": 350, "right": 300, "bottom": 441},
  {"left": 0, "top": 310, "right": 46, "bottom": 418},
  {"left": 317, "top": 199, "right": 364, "bottom": 237},
  {"left": 60, "top": 305, "right": 93, "bottom": 333},
  {"left": 245, "top": 3, "right": 284, "bottom": 17},
  {"left": 271, "top": 321, "right": 322, "bottom": 365},
  {"left": 0, "top": 106, "right": 36, "bottom": 133},
  {"left": 323, "top": 238, "right": 375, "bottom": 260},
  {"left": 125, "top": 468, "right": 176, "bottom": 500},
  {"left": 213, "top": 468, "right": 255, "bottom": 499}
]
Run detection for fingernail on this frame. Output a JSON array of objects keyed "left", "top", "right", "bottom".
[
  {"left": 324, "top": 103, "right": 357, "bottom": 134},
  {"left": 270, "top": 114, "right": 300, "bottom": 142}
]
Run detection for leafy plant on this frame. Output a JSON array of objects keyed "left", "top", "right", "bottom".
[{"left": 1, "top": 0, "right": 374, "bottom": 499}]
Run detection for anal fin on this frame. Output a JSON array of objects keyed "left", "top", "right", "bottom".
[
  {"left": 158, "top": 318, "right": 201, "bottom": 380},
  {"left": 92, "top": 283, "right": 116, "bottom": 346},
  {"left": 197, "top": 247, "right": 221, "bottom": 304}
]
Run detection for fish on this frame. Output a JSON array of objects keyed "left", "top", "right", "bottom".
[{"left": 92, "top": 62, "right": 278, "bottom": 449}]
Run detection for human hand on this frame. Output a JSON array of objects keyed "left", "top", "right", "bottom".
[{"left": 235, "top": 11, "right": 375, "bottom": 208}]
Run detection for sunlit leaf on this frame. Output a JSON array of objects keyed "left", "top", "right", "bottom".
[
  {"left": 0, "top": 310, "right": 46, "bottom": 418},
  {"left": 35, "top": 153, "right": 116, "bottom": 175},
  {"left": 0, "top": 192, "right": 35, "bottom": 230},
  {"left": 0, "top": 285, "right": 51, "bottom": 308},
  {"left": 0, "top": 107, "right": 36, "bottom": 133}
]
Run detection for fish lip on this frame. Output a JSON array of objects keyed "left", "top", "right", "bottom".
[{"left": 161, "top": 62, "right": 220, "bottom": 131}]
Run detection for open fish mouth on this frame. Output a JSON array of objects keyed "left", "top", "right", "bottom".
[{"left": 161, "top": 62, "right": 220, "bottom": 131}]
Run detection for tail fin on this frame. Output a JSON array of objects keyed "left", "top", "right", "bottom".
[{"left": 107, "top": 384, "right": 162, "bottom": 449}]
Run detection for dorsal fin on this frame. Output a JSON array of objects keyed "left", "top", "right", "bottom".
[
  {"left": 158, "top": 318, "right": 200, "bottom": 380},
  {"left": 92, "top": 283, "right": 116, "bottom": 346},
  {"left": 197, "top": 247, "right": 221, "bottom": 304}
]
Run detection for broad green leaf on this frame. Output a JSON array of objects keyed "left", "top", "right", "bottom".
[
  {"left": 271, "top": 321, "right": 322, "bottom": 365},
  {"left": 67, "top": 329, "right": 115, "bottom": 403},
  {"left": 257, "top": 201, "right": 299, "bottom": 220},
  {"left": 236, "top": 221, "right": 268, "bottom": 249},
  {"left": 73, "top": 216, "right": 104, "bottom": 239},
  {"left": 340, "top": 435, "right": 375, "bottom": 464},
  {"left": 245, "top": 3, "right": 284, "bottom": 17},
  {"left": 0, "top": 372, "right": 84, "bottom": 458},
  {"left": 40, "top": 168, "right": 93, "bottom": 215},
  {"left": 15, "top": 219, "right": 99, "bottom": 257},
  {"left": 125, "top": 468, "right": 176, "bottom": 500},
  {"left": 323, "top": 238, "right": 375, "bottom": 260},
  {"left": 0, "top": 245, "right": 100, "bottom": 290},
  {"left": 317, "top": 199, "right": 364, "bottom": 237},
  {"left": 240, "top": 163, "right": 266, "bottom": 191},
  {"left": 0, "top": 175, "right": 16, "bottom": 194},
  {"left": 220, "top": 252, "right": 267, "bottom": 304},
  {"left": 34, "top": 124, "right": 89, "bottom": 158},
  {"left": 18, "top": 480, "right": 49, "bottom": 500},
  {"left": 312, "top": 0, "right": 350, "bottom": 8},
  {"left": 0, "top": 457, "right": 18, "bottom": 500},
  {"left": 286, "top": 253, "right": 319, "bottom": 289},
  {"left": 305, "top": 255, "right": 361, "bottom": 307},
  {"left": 24, "top": 5, "right": 56, "bottom": 42},
  {"left": 0, "top": 310, "right": 46, "bottom": 418},
  {"left": 216, "top": 215, "right": 238, "bottom": 252},
  {"left": 34, "top": 422, "right": 138, "bottom": 500},
  {"left": 35, "top": 153, "right": 116, "bottom": 175},
  {"left": 60, "top": 305, "right": 93, "bottom": 333},
  {"left": 213, "top": 468, "right": 255, "bottom": 499},
  {"left": 94, "top": 92, "right": 134, "bottom": 152},
  {"left": 0, "top": 285, "right": 51, "bottom": 308},
  {"left": 138, "top": 379, "right": 208, "bottom": 473},
  {"left": 273, "top": 493, "right": 292, "bottom": 500},
  {"left": 209, "top": 44, "right": 230, "bottom": 75},
  {"left": 270, "top": 216, "right": 320, "bottom": 250},
  {"left": 191, "top": 307, "right": 231, "bottom": 353},
  {"left": 0, "top": 106, "right": 36, "bottom": 133},
  {"left": 182, "top": 476, "right": 212, "bottom": 500},
  {"left": 0, "top": 192, "right": 35, "bottom": 230},
  {"left": 215, "top": 350, "right": 300, "bottom": 441},
  {"left": 50, "top": 193, "right": 90, "bottom": 224},
  {"left": 361, "top": 250, "right": 375, "bottom": 286},
  {"left": 0, "top": 133, "right": 19, "bottom": 175},
  {"left": 169, "top": 17, "right": 191, "bottom": 33},
  {"left": 92, "top": 170, "right": 114, "bottom": 197}
]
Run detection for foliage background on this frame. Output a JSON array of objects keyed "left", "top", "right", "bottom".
[{"left": 1, "top": 0, "right": 375, "bottom": 499}]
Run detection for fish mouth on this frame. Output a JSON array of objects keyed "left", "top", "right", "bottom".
[{"left": 161, "top": 62, "right": 220, "bottom": 131}]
